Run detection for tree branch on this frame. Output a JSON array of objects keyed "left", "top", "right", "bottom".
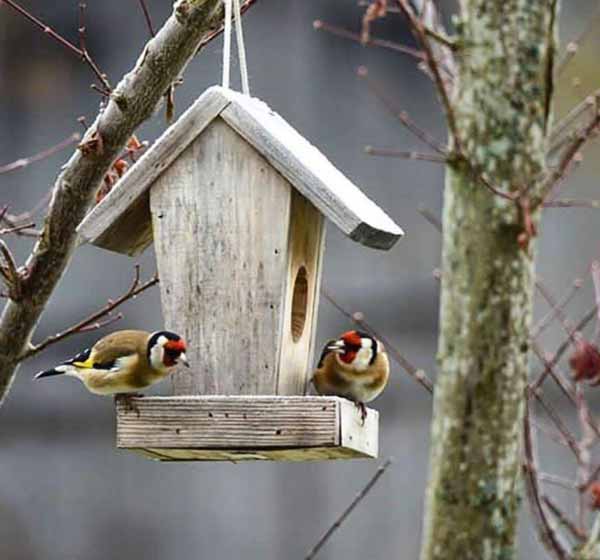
[
  {"left": 20, "top": 266, "right": 158, "bottom": 360},
  {"left": 523, "top": 396, "right": 570, "bottom": 560},
  {"left": 2, "top": 0, "right": 111, "bottom": 92},
  {"left": 0, "top": 0, "right": 257, "bottom": 405},
  {"left": 304, "top": 458, "right": 393, "bottom": 560},
  {"left": 313, "top": 19, "right": 424, "bottom": 60},
  {"left": 0, "top": 133, "right": 80, "bottom": 175}
]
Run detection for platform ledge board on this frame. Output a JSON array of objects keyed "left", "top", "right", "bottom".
[
  {"left": 116, "top": 396, "right": 378, "bottom": 461},
  {"left": 77, "top": 86, "right": 403, "bottom": 254}
]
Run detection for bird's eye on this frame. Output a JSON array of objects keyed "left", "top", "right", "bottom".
[{"left": 165, "top": 348, "right": 180, "bottom": 357}]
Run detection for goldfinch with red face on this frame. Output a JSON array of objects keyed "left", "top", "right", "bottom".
[
  {"left": 312, "top": 330, "right": 389, "bottom": 421},
  {"left": 35, "top": 330, "right": 189, "bottom": 395}
]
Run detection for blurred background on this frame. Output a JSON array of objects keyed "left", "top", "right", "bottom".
[{"left": 0, "top": 1, "right": 598, "bottom": 558}]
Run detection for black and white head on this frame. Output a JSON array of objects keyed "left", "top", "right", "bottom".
[
  {"left": 327, "top": 330, "right": 378, "bottom": 371},
  {"left": 147, "top": 331, "right": 189, "bottom": 371}
]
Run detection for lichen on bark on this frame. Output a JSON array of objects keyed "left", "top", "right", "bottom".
[{"left": 419, "top": 1, "right": 558, "bottom": 559}]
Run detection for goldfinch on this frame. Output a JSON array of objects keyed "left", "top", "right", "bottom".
[
  {"left": 312, "top": 330, "right": 389, "bottom": 422},
  {"left": 35, "top": 330, "right": 189, "bottom": 395}
]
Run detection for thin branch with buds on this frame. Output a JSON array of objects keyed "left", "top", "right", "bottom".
[
  {"left": 20, "top": 266, "right": 159, "bottom": 361},
  {"left": 549, "top": 93, "right": 599, "bottom": 153},
  {"left": 313, "top": 19, "right": 424, "bottom": 60},
  {"left": 357, "top": 67, "right": 446, "bottom": 155},
  {"left": 555, "top": 5, "right": 600, "bottom": 77},
  {"left": 364, "top": 146, "right": 447, "bottom": 162},
  {"left": 2, "top": 0, "right": 111, "bottom": 93},
  {"left": 538, "top": 110, "right": 600, "bottom": 207},
  {"left": 304, "top": 458, "right": 393, "bottom": 560},
  {"left": 396, "top": 0, "right": 460, "bottom": 151}
]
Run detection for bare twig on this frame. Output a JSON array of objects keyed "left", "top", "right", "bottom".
[
  {"left": 357, "top": 67, "right": 446, "bottom": 154},
  {"left": 538, "top": 110, "right": 600, "bottom": 207},
  {"left": 523, "top": 395, "right": 570, "bottom": 559},
  {"left": 2, "top": 0, "right": 111, "bottom": 92},
  {"left": 364, "top": 146, "right": 447, "bottom": 162},
  {"left": 0, "top": 223, "right": 36, "bottom": 237},
  {"left": 535, "top": 279, "right": 577, "bottom": 341},
  {"left": 555, "top": 5, "right": 600, "bottom": 76},
  {"left": 322, "top": 288, "right": 434, "bottom": 393},
  {"left": 576, "top": 383, "right": 595, "bottom": 531},
  {"left": 544, "top": 199, "right": 600, "bottom": 209},
  {"left": 531, "top": 389, "right": 581, "bottom": 461},
  {"left": 532, "top": 279, "right": 582, "bottom": 339},
  {"left": 20, "top": 266, "right": 158, "bottom": 360},
  {"left": 549, "top": 93, "right": 598, "bottom": 152},
  {"left": 304, "top": 458, "right": 393, "bottom": 560},
  {"left": 417, "top": 205, "right": 442, "bottom": 233},
  {"left": 0, "top": 133, "right": 80, "bottom": 175},
  {"left": 313, "top": 20, "right": 424, "bottom": 60},
  {"left": 396, "top": 0, "right": 460, "bottom": 152},
  {"left": 538, "top": 472, "right": 579, "bottom": 491},
  {"left": 532, "top": 419, "right": 571, "bottom": 449},
  {"left": 543, "top": 495, "right": 587, "bottom": 542},
  {"left": 137, "top": 0, "right": 156, "bottom": 37},
  {"left": 531, "top": 304, "right": 600, "bottom": 390},
  {"left": 531, "top": 342, "right": 576, "bottom": 406}
]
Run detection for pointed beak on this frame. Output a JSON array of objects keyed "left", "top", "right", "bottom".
[
  {"left": 179, "top": 353, "right": 190, "bottom": 368},
  {"left": 327, "top": 340, "right": 345, "bottom": 354}
]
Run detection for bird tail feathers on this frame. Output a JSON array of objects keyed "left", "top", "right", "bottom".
[{"left": 35, "top": 365, "right": 72, "bottom": 380}]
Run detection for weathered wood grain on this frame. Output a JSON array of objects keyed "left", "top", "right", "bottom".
[
  {"left": 150, "top": 119, "right": 292, "bottom": 395},
  {"left": 219, "top": 89, "right": 403, "bottom": 250},
  {"left": 78, "top": 86, "right": 403, "bottom": 255},
  {"left": 116, "top": 396, "right": 378, "bottom": 461},
  {"left": 77, "top": 88, "right": 231, "bottom": 255},
  {"left": 277, "top": 191, "right": 325, "bottom": 395}
]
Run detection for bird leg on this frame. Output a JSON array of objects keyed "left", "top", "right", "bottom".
[
  {"left": 355, "top": 401, "right": 368, "bottom": 425},
  {"left": 114, "top": 393, "right": 144, "bottom": 417}
]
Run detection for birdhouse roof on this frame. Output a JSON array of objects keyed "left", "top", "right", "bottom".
[{"left": 77, "top": 86, "right": 404, "bottom": 254}]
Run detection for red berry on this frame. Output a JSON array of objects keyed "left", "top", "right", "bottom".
[{"left": 569, "top": 338, "right": 600, "bottom": 383}]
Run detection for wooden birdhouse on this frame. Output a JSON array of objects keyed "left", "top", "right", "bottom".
[{"left": 77, "top": 86, "right": 403, "bottom": 462}]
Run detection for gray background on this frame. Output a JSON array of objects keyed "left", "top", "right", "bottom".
[{"left": 0, "top": 1, "right": 598, "bottom": 559}]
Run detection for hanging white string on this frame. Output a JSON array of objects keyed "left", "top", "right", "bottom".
[
  {"left": 222, "top": 0, "right": 233, "bottom": 89},
  {"left": 222, "top": 0, "right": 250, "bottom": 95},
  {"left": 233, "top": 0, "right": 250, "bottom": 95}
]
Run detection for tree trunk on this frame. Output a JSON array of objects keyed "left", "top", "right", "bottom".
[{"left": 420, "top": 2, "right": 558, "bottom": 559}]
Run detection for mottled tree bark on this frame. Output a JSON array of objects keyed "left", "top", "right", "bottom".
[{"left": 420, "top": 2, "right": 558, "bottom": 559}]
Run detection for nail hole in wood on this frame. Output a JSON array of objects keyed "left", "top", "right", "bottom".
[{"left": 291, "top": 266, "right": 308, "bottom": 342}]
